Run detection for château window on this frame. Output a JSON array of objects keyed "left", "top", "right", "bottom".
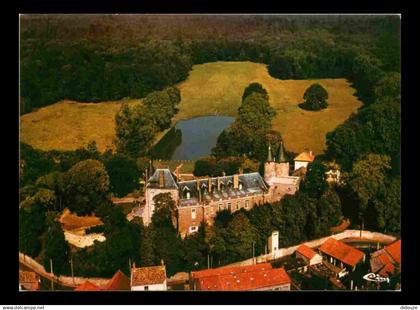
[
  {"left": 237, "top": 201, "right": 240, "bottom": 209},
  {"left": 144, "top": 286, "right": 149, "bottom": 291},
  {"left": 218, "top": 203, "right": 223, "bottom": 211},
  {"left": 245, "top": 200, "right": 249, "bottom": 209},
  {"left": 239, "top": 183, "right": 243, "bottom": 190},
  {"left": 227, "top": 202, "right": 232, "bottom": 210},
  {"left": 186, "top": 191, "right": 191, "bottom": 199},
  {"left": 191, "top": 208, "right": 196, "bottom": 220}
]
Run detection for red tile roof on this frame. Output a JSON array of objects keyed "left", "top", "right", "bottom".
[
  {"left": 103, "top": 270, "right": 130, "bottom": 291},
  {"left": 378, "top": 262, "right": 395, "bottom": 278},
  {"left": 191, "top": 263, "right": 272, "bottom": 280},
  {"left": 294, "top": 151, "right": 315, "bottom": 162},
  {"left": 74, "top": 281, "right": 102, "bottom": 291},
  {"left": 19, "top": 271, "right": 40, "bottom": 291},
  {"left": 296, "top": 244, "right": 317, "bottom": 260},
  {"left": 319, "top": 238, "right": 365, "bottom": 267},
  {"left": 194, "top": 265, "right": 290, "bottom": 291},
  {"left": 131, "top": 265, "right": 167, "bottom": 287},
  {"left": 370, "top": 240, "right": 401, "bottom": 278},
  {"left": 385, "top": 240, "right": 401, "bottom": 264}
]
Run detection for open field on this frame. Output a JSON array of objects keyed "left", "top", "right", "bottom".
[
  {"left": 176, "top": 62, "right": 363, "bottom": 154},
  {"left": 20, "top": 61, "right": 362, "bottom": 155},
  {"left": 20, "top": 99, "right": 140, "bottom": 152}
]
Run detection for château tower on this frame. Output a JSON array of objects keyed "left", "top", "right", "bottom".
[
  {"left": 264, "top": 143, "right": 276, "bottom": 183},
  {"left": 275, "top": 142, "right": 289, "bottom": 177}
]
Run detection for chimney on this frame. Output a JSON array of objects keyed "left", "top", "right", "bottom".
[
  {"left": 217, "top": 177, "right": 221, "bottom": 192},
  {"left": 175, "top": 168, "right": 180, "bottom": 181},
  {"left": 159, "top": 170, "right": 165, "bottom": 188},
  {"left": 233, "top": 174, "right": 239, "bottom": 189},
  {"left": 196, "top": 179, "right": 200, "bottom": 191},
  {"left": 161, "top": 259, "right": 164, "bottom": 266},
  {"left": 208, "top": 178, "right": 212, "bottom": 193},
  {"left": 239, "top": 167, "right": 244, "bottom": 175},
  {"left": 309, "top": 150, "right": 313, "bottom": 157},
  {"left": 222, "top": 171, "right": 226, "bottom": 176}
]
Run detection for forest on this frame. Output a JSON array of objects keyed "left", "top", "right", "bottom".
[{"left": 19, "top": 15, "right": 400, "bottom": 279}]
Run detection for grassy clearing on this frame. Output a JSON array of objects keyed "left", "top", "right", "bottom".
[
  {"left": 20, "top": 61, "right": 362, "bottom": 155},
  {"left": 176, "top": 62, "right": 362, "bottom": 154},
  {"left": 20, "top": 99, "right": 140, "bottom": 152},
  {"left": 154, "top": 159, "right": 196, "bottom": 174}
]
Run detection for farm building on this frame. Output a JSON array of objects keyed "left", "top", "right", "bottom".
[
  {"left": 295, "top": 244, "right": 323, "bottom": 268},
  {"left": 318, "top": 238, "right": 365, "bottom": 278},
  {"left": 370, "top": 240, "right": 401, "bottom": 278}
]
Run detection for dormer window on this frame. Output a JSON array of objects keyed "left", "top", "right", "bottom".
[
  {"left": 239, "top": 183, "right": 243, "bottom": 190},
  {"left": 182, "top": 186, "right": 191, "bottom": 199}
]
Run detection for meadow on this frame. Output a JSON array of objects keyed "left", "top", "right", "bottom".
[{"left": 20, "top": 61, "right": 362, "bottom": 155}]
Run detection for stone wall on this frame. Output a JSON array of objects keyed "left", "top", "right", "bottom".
[
  {"left": 226, "top": 230, "right": 397, "bottom": 267},
  {"left": 19, "top": 252, "right": 110, "bottom": 288}
]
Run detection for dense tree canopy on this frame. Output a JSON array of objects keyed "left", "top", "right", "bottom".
[
  {"left": 103, "top": 153, "right": 140, "bottom": 197},
  {"left": 115, "top": 103, "right": 156, "bottom": 158},
  {"left": 43, "top": 212, "right": 70, "bottom": 276},
  {"left": 300, "top": 83, "right": 329, "bottom": 111},
  {"left": 242, "top": 82, "right": 269, "bottom": 102},
  {"left": 212, "top": 92, "right": 278, "bottom": 162},
  {"left": 62, "top": 159, "right": 110, "bottom": 215}
]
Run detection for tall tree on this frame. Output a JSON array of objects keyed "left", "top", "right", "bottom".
[
  {"left": 300, "top": 83, "right": 329, "bottom": 111},
  {"left": 223, "top": 213, "right": 258, "bottom": 263},
  {"left": 242, "top": 82, "right": 269, "bottom": 102},
  {"left": 19, "top": 203, "right": 46, "bottom": 257},
  {"left": 62, "top": 159, "right": 110, "bottom": 215},
  {"left": 115, "top": 103, "right": 156, "bottom": 158},
  {"left": 43, "top": 212, "right": 69, "bottom": 276},
  {"left": 103, "top": 153, "right": 140, "bottom": 197}
]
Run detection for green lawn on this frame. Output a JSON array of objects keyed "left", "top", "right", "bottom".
[{"left": 20, "top": 61, "right": 362, "bottom": 155}]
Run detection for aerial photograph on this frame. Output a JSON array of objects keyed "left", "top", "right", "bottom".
[{"left": 19, "top": 14, "right": 401, "bottom": 292}]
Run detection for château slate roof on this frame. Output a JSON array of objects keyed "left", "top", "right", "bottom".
[
  {"left": 146, "top": 168, "right": 179, "bottom": 189},
  {"left": 177, "top": 172, "right": 269, "bottom": 207}
]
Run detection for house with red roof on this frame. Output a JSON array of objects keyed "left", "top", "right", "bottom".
[
  {"left": 19, "top": 270, "right": 40, "bottom": 291},
  {"left": 103, "top": 270, "right": 130, "bottom": 291},
  {"left": 318, "top": 238, "right": 366, "bottom": 277},
  {"left": 74, "top": 270, "right": 130, "bottom": 291},
  {"left": 370, "top": 240, "right": 401, "bottom": 278},
  {"left": 294, "top": 150, "right": 315, "bottom": 172},
  {"left": 74, "top": 280, "right": 102, "bottom": 291},
  {"left": 295, "top": 244, "right": 322, "bottom": 268},
  {"left": 191, "top": 263, "right": 291, "bottom": 291},
  {"left": 131, "top": 265, "right": 167, "bottom": 291}
]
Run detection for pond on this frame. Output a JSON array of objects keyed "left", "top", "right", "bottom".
[{"left": 152, "top": 116, "right": 234, "bottom": 160}]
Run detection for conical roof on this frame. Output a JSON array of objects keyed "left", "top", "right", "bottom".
[
  {"left": 148, "top": 159, "right": 155, "bottom": 176},
  {"left": 277, "top": 141, "right": 287, "bottom": 163},
  {"left": 267, "top": 143, "right": 273, "bottom": 162}
]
